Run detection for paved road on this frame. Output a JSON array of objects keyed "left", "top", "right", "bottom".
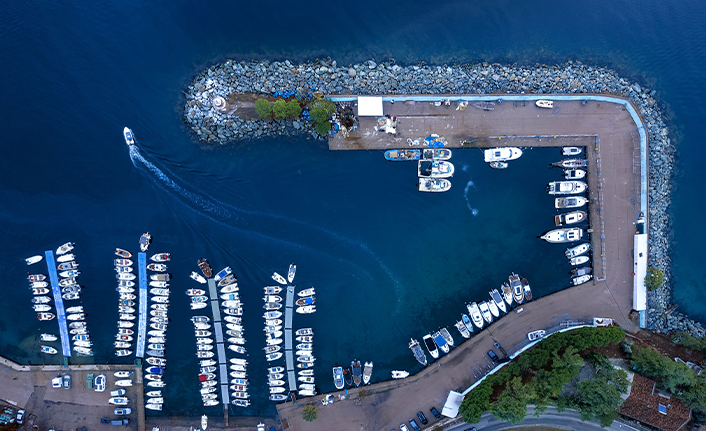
[{"left": 446, "top": 406, "right": 642, "bottom": 431}]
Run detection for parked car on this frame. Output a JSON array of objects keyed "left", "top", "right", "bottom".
[
  {"left": 515, "top": 307, "right": 524, "bottom": 314},
  {"left": 400, "top": 425, "right": 409, "bottom": 431},
  {"left": 111, "top": 389, "right": 126, "bottom": 397},
  {"left": 409, "top": 419, "right": 421, "bottom": 431},
  {"left": 86, "top": 373, "right": 94, "bottom": 389},
  {"left": 16, "top": 410, "right": 25, "bottom": 424},
  {"left": 430, "top": 407, "right": 441, "bottom": 419},
  {"left": 101, "top": 418, "right": 110, "bottom": 424},
  {"left": 111, "top": 419, "right": 129, "bottom": 426},
  {"left": 63, "top": 374, "right": 72, "bottom": 389},
  {"left": 487, "top": 349, "right": 499, "bottom": 362},
  {"left": 417, "top": 411, "right": 428, "bottom": 425},
  {"left": 527, "top": 330, "right": 546, "bottom": 341},
  {"left": 114, "top": 408, "right": 132, "bottom": 415},
  {"left": 51, "top": 375, "right": 62, "bottom": 388}
]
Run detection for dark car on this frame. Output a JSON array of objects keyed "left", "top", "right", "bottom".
[
  {"left": 409, "top": 419, "right": 421, "bottom": 431},
  {"left": 101, "top": 418, "right": 110, "bottom": 424},
  {"left": 487, "top": 349, "right": 499, "bottom": 362},
  {"left": 417, "top": 411, "right": 428, "bottom": 425},
  {"left": 430, "top": 407, "right": 441, "bottom": 419}
]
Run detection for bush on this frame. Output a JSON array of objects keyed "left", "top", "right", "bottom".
[
  {"left": 315, "top": 120, "right": 331, "bottom": 136},
  {"left": 309, "top": 98, "right": 337, "bottom": 135},
  {"left": 645, "top": 266, "right": 664, "bottom": 291},
  {"left": 272, "top": 99, "right": 288, "bottom": 119},
  {"left": 671, "top": 331, "right": 706, "bottom": 354},
  {"left": 620, "top": 340, "right": 633, "bottom": 356},
  {"left": 302, "top": 404, "right": 318, "bottom": 422},
  {"left": 286, "top": 100, "right": 302, "bottom": 118},
  {"left": 254, "top": 99, "right": 272, "bottom": 119}
]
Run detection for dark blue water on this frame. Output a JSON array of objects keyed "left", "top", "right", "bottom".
[{"left": 2, "top": 0, "right": 706, "bottom": 417}]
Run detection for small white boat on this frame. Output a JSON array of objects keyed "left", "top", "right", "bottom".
[
  {"left": 60, "top": 270, "right": 81, "bottom": 278},
  {"left": 363, "top": 361, "right": 373, "bottom": 385},
  {"left": 117, "top": 280, "right": 135, "bottom": 287},
  {"left": 264, "top": 302, "right": 282, "bottom": 311},
  {"left": 299, "top": 369, "right": 314, "bottom": 377},
  {"left": 270, "top": 387, "right": 286, "bottom": 394},
  {"left": 123, "top": 127, "right": 136, "bottom": 146},
  {"left": 466, "top": 303, "right": 483, "bottom": 329},
  {"left": 535, "top": 100, "right": 553, "bottom": 108},
  {"left": 195, "top": 330, "right": 212, "bottom": 337},
  {"left": 555, "top": 211, "right": 588, "bottom": 226},
  {"left": 455, "top": 320, "right": 471, "bottom": 338},
  {"left": 41, "top": 345, "right": 57, "bottom": 355},
  {"left": 484, "top": 147, "right": 522, "bottom": 163},
  {"left": 75, "top": 341, "right": 93, "bottom": 348},
  {"left": 190, "top": 302, "right": 207, "bottom": 310},
  {"left": 417, "top": 160, "right": 455, "bottom": 178},
  {"left": 221, "top": 293, "right": 239, "bottom": 301},
  {"left": 263, "top": 286, "right": 282, "bottom": 295},
  {"left": 263, "top": 295, "right": 282, "bottom": 303},
  {"left": 146, "top": 381, "right": 166, "bottom": 388},
  {"left": 218, "top": 274, "right": 236, "bottom": 286},
  {"left": 62, "top": 292, "right": 80, "bottom": 300},
  {"left": 151, "top": 296, "right": 169, "bottom": 304},
  {"left": 115, "top": 248, "right": 132, "bottom": 258},
  {"left": 25, "top": 255, "right": 43, "bottom": 265},
  {"left": 150, "top": 288, "right": 170, "bottom": 296},
  {"left": 418, "top": 177, "right": 452, "bottom": 192},
  {"left": 263, "top": 311, "right": 282, "bottom": 319},
  {"left": 32, "top": 288, "right": 50, "bottom": 295},
  {"left": 190, "top": 272, "right": 207, "bottom": 284},
  {"left": 555, "top": 196, "right": 587, "bottom": 209},
  {"left": 288, "top": 264, "right": 296, "bottom": 283},
  {"left": 116, "top": 273, "right": 136, "bottom": 281},
  {"left": 40, "top": 333, "right": 58, "bottom": 341},
  {"left": 147, "top": 358, "right": 166, "bottom": 366},
  {"left": 66, "top": 306, "right": 83, "bottom": 313},
  {"left": 479, "top": 302, "right": 493, "bottom": 324},
  {"left": 148, "top": 263, "right": 167, "bottom": 272},
  {"left": 57, "top": 253, "right": 75, "bottom": 263},
  {"left": 228, "top": 345, "right": 246, "bottom": 354},
  {"left": 150, "top": 253, "right": 170, "bottom": 262},
  {"left": 564, "top": 169, "right": 586, "bottom": 180},
  {"left": 115, "top": 266, "right": 133, "bottom": 273},
  {"left": 221, "top": 284, "right": 239, "bottom": 293},
  {"left": 562, "top": 147, "right": 583, "bottom": 156},
  {"left": 440, "top": 327, "right": 455, "bottom": 348},
  {"left": 32, "top": 296, "right": 51, "bottom": 304},
  {"left": 266, "top": 352, "right": 283, "bottom": 361},
  {"left": 490, "top": 289, "right": 507, "bottom": 313},
  {"left": 223, "top": 300, "right": 242, "bottom": 309},
  {"left": 541, "top": 228, "right": 583, "bottom": 243},
  {"left": 115, "top": 350, "right": 133, "bottom": 357},
  {"left": 299, "top": 389, "right": 316, "bottom": 396},
  {"left": 57, "top": 261, "right": 79, "bottom": 270},
  {"left": 391, "top": 370, "right": 409, "bottom": 379},
  {"left": 570, "top": 256, "right": 590, "bottom": 265},
  {"left": 114, "top": 342, "right": 131, "bottom": 348},
  {"left": 67, "top": 313, "right": 86, "bottom": 321},
  {"left": 145, "top": 404, "right": 162, "bottom": 411},
  {"left": 298, "top": 288, "right": 315, "bottom": 297},
  {"left": 573, "top": 274, "right": 593, "bottom": 285},
  {"left": 565, "top": 243, "right": 590, "bottom": 258},
  {"left": 74, "top": 346, "right": 93, "bottom": 356},
  {"left": 30, "top": 281, "right": 49, "bottom": 288},
  {"left": 28, "top": 274, "right": 47, "bottom": 282},
  {"left": 547, "top": 181, "right": 587, "bottom": 195},
  {"left": 150, "top": 281, "right": 168, "bottom": 288},
  {"left": 214, "top": 266, "right": 232, "bottom": 282},
  {"left": 224, "top": 316, "right": 242, "bottom": 324},
  {"left": 223, "top": 308, "right": 243, "bottom": 316},
  {"left": 296, "top": 305, "right": 316, "bottom": 314},
  {"left": 56, "top": 242, "right": 75, "bottom": 255},
  {"left": 120, "top": 314, "right": 136, "bottom": 321},
  {"left": 272, "top": 272, "right": 287, "bottom": 285},
  {"left": 487, "top": 300, "right": 499, "bottom": 318}
]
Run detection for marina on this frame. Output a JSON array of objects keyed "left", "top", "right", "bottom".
[
  {"left": 136, "top": 252, "right": 148, "bottom": 358},
  {"left": 44, "top": 251, "right": 71, "bottom": 358}
]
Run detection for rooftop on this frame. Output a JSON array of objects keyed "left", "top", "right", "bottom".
[{"left": 619, "top": 374, "right": 691, "bottom": 431}]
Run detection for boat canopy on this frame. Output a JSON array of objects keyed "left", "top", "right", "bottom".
[{"left": 357, "top": 96, "right": 383, "bottom": 117}]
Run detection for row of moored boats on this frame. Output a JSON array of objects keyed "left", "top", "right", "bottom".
[
  {"left": 332, "top": 360, "right": 377, "bottom": 389},
  {"left": 385, "top": 146, "right": 454, "bottom": 192}
]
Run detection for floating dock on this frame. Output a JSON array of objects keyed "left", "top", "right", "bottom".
[
  {"left": 206, "top": 278, "right": 230, "bottom": 408},
  {"left": 44, "top": 251, "right": 71, "bottom": 357},
  {"left": 284, "top": 286, "right": 296, "bottom": 392},
  {"left": 136, "top": 252, "right": 147, "bottom": 358}
]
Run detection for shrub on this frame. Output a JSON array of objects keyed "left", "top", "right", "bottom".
[
  {"left": 620, "top": 340, "right": 633, "bottom": 356},
  {"left": 286, "top": 100, "right": 302, "bottom": 118},
  {"left": 272, "top": 99, "right": 288, "bottom": 119},
  {"left": 315, "top": 120, "right": 331, "bottom": 136},
  {"left": 645, "top": 266, "right": 664, "bottom": 291},
  {"left": 302, "top": 404, "right": 318, "bottom": 422},
  {"left": 254, "top": 99, "right": 272, "bottom": 119},
  {"left": 671, "top": 331, "right": 706, "bottom": 354}
]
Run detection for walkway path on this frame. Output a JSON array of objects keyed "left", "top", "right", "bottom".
[
  {"left": 44, "top": 251, "right": 71, "bottom": 358},
  {"left": 206, "top": 278, "right": 230, "bottom": 407},
  {"left": 136, "top": 252, "right": 147, "bottom": 358},
  {"left": 284, "top": 286, "right": 296, "bottom": 392}
]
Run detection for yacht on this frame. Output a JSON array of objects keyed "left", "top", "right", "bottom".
[
  {"left": 417, "top": 160, "right": 455, "bottom": 178},
  {"left": 408, "top": 338, "right": 428, "bottom": 366},
  {"left": 139, "top": 233, "right": 152, "bottom": 252},
  {"left": 478, "top": 302, "right": 493, "bottom": 324},
  {"left": 565, "top": 243, "right": 590, "bottom": 258},
  {"left": 535, "top": 100, "right": 553, "bottom": 108},
  {"left": 455, "top": 320, "right": 471, "bottom": 338},
  {"left": 466, "top": 302, "right": 484, "bottom": 329},
  {"left": 541, "top": 228, "right": 583, "bottom": 243},
  {"left": 333, "top": 366, "right": 344, "bottom": 389},
  {"left": 391, "top": 370, "right": 409, "bottom": 379},
  {"left": 484, "top": 147, "right": 522, "bottom": 162},
  {"left": 547, "top": 181, "right": 587, "bottom": 195},
  {"left": 490, "top": 289, "right": 507, "bottom": 313},
  {"left": 555, "top": 211, "right": 587, "bottom": 226},
  {"left": 422, "top": 334, "right": 439, "bottom": 359},
  {"left": 363, "top": 361, "right": 373, "bottom": 385},
  {"left": 123, "top": 127, "right": 135, "bottom": 146},
  {"left": 418, "top": 178, "right": 452, "bottom": 192}
]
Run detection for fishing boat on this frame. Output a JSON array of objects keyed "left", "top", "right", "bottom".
[
  {"left": 218, "top": 274, "right": 236, "bottom": 286},
  {"left": 484, "top": 147, "right": 522, "bottom": 162},
  {"left": 433, "top": 331, "right": 449, "bottom": 354},
  {"left": 26, "top": 255, "right": 43, "bottom": 265},
  {"left": 40, "top": 345, "right": 57, "bottom": 355},
  {"left": 57, "top": 253, "right": 75, "bottom": 263},
  {"left": 288, "top": 264, "right": 296, "bottom": 283},
  {"left": 535, "top": 100, "right": 553, "bottom": 108},
  {"left": 565, "top": 243, "right": 590, "bottom": 258},
  {"left": 391, "top": 370, "right": 409, "bottom": 379},
  {"left": 263, "top": 286, "right": 282, "bottom": 295},
  {"left": 271, "top": 272, "right": 287, "bottom": 285},
  {"left": 298, "top": 287, "right": 315, "bottom": 297},
  {"left": 61, "top": 270, "right": 81, "bottom": 278},
  {"left": 384, "top": 149, "right": 421, "bottom": 161},
  {"left": 555, "top": 210, "right": 587, "bottom": 226},
  {"left": 565, "top": 169, "right": 586, "bottom": 180},
  {"left": 296, "top": 305, "right": 316, "bottom": 314},
  {"left": 547, "top": 181, "right": 587, "bottom": 195},
  {"left": 148, "top": 263, "right": 167, "bottom": 272},
  {"left": 562, "top": 146, "right": 583, "bottom": 156},
  {"left": 33, "top": 287, "right": 50, "bottom": 295},
  {"left": 28, "top": 274, "right": 47, "bottom": 282},
  {"left": 479, "top": 301, "right": 493, "bottom": 324},
  {"left": 455, "top": 320, "right": 471, "bottom": 338},
  {"left": 190, "top": 272, "right": 207, "bottom": 284},
  {"left": 417, "top": 160, "right": 455, "bottom": 178},
  {"left": 555, "top": 196, "right": 588, "bottom": 209},
  {"left": 489, "top": 161, "right": 509, "bottom": 169},
  {"left": 197, "top": 258, "right": 212, "bottom": 278},
  {"left": 56, "top": 242, "right": 75, "bottom": 255},
  {"left": 150, "top": 253, "right": 170, "bottom": 262},
  {"left": 487, "top": 300, "right": 499, "bottom": 318},
  {"left": 573, "top": 275, "right": 593, "bottom": 285},
  {"left": 490, "top": 289, "right": 507, "bottom": 313},
  {"left": 522, "top": 278, "right": 532, "bottom": 301},
  {"left": 509, "top": 273, "right": 524, "bottom": 304},
  {"left": 466, "top": 302, "right": 484, "bottom": 329},
  {"left": 266, "top": 352, "right": 283, "bottom": 361},
  {"left": 115, "top": 248, "right": 132, "bottom": 258},
  {"left": 422, "top": 334, "right": 439, "bottom": 359},
  {"left": 541, "top": 227, "right": 583, "bottom": 243},
  {"left": 551, "top": 158, "right": 587, "bottom": 169},
  {"left": 139, "top": 233, "right": 152, "bottom": 252},
  {"left": 440, "top": 327, "right": 455, "bottom": 347},
  {"left": 461, "top": 314, "right": 475, "bottom": 334},
  {"left": 418, "top": 178, "right": 452, "bottom": 192}
]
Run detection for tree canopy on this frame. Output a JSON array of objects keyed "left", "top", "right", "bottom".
[
  {"left": 301, "top": 404, "right": 318, "bottom": 422},
  {"left": 644, "top": 266, "right": 664, "bottom": 291}
]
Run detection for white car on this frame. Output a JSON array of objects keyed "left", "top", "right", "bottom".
[
  {"left": 94, "top": 374, "right": 106, "bottom": 392},
  {"left": 527, "top": 330, "right": 546, "bottom": 341},
  {"left": 51, "top": 375, "right": 63, "bottom": 388}
]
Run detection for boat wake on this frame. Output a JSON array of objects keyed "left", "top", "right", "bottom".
[{"left": 463, "top": 180, "right": 479, "bottom": 216}]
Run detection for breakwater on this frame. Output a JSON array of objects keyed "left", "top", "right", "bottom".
[{"left": 182, "top": 59, "right": 703, "bottom": 337}]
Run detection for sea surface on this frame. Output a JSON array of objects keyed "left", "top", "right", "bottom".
[{"left": 1, "top": 0, "right": 705, "bottom": 417}]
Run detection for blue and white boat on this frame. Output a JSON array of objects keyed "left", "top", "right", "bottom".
[
  {"left": 433, "top": 331, "right": 449, "bottom": 354},
  {"left": 461, "top": 314, "right": 475, "bottom": 334},
  {"left": 123, "top": 127, "right": 135, "bottom": 146},
  {"left": 333, "top": 366, "right": 344, "bottom": 390},
  {"left": 384, "top": 149, "right": 421, "bottom": 161}
]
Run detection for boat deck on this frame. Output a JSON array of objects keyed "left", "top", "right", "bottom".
[
  {"left": 284, "top": 286, "right": 297, "bottom": 392},
  {"left": 44, "top": 251, "right": 71, "bottom": 357},
  {"left": 206, "top": 278, "right": 230, "bottom": 406},
  {"left": 136, "top": 252, "right": 147, "bottom": 358}
]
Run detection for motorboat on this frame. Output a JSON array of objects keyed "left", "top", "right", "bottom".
[
  {"left": 484, "top": 147, "right": 522, "bottom": 163},
  {"left": 264, "top": 325, "right": 282, "bottom": 333},
  {"left": 123, "top": 127, "right": 135, "bottom": 145},
  {"left": 466, "top": 302, "right": 484, "bottom": 329},
  {"left": 224, "top": 316, "right": 242, "bottom": 324},
  {"left": 570, "top": 266, "right": 592, "bottom": 277},
  {"left": 70, "top": 328, "right": 88, "bottom": 336},
  {"left": 418, "top": 178, "right": 452, "bottom": 192},
  {"left": 116, "top": 335, "right": 133, "bottom": 342},
  {"left": 571, "top": 256, "right": 590, "bottom": 265},
  {"left": 221, "top": 294, "right": 239, "bottom": 302},
  {"left": 75, "top": 341, "right": 93, "bottom": 348},
  {"left": 59, "top": 278, "right": 78, "bottom": 287},
  {"left": 232, "top": 391, "right": 250, "bottom": 399},
  {"left": 72, "top": 334, "right": 90, "bottom": 341},
  {"left": 221, "top": 284, "right": 239, "bottom": 294},
  {"left": 28, "top": 274, "right": 47, "bottom": 282},
  {"left": 295, "top": 297, "right": 314, "bottom": 307},
  {"left": 152, "top": 296, "right": 169, "bottom": 304},
  {"left": 455, "top": 320, "right": 471, "bottom": 338},
  {"left": 56, "top": 242, "right": 75, "bottom": 255},
  {"left": 528, "top": 330, "right": 547, "bottom": 341},
  {"left": 487, "top": 300, "right": 499, "bottom": 318},
  {"left": 551, "top": 158, "right": 587, "bottom": 169},
  {"left": 264, "top": 311, "right": 282, "bottom": 320},
  {"left": 139, "top": 233, "right": 152, "bottom": 252},
  {"left": 190, "top": 272, "right": 207, "bottom": 284},
  {"left": 489, "top": 161, "right": 509, "bottom": 169},
  {"left": 332, "top": 366, "right": 345, "bottom": 389},
  {"left": 31, "top": 281, "right": 49, "bottom": 288},
  {"left": 288, "top": 264, "right": 296, "bottom": 283},
  {"left": 32, "top": 296, "right": 51, "bottom": 304},
  {"left": 150, "top": 282, "right": 168, "bottom": 289},
  {"left": 114, "top": 259, "right": 133, "bottom": 267},
  {"left": 230, "top": 365, "right": 246, "bottom": 372},
  {"left": 461, "top": 314, "right": 475, "bottom": 334},
  {"left": 150, "top": 287, "right": 170, "bottom": 295},
  {"left": 271, "top": 272, "right": 287, "bottom": 285},
  {"left": 266, "top": 352, "right": 283, "bottom": 361},
  {"left": 228, "top": 345, "right": 246, "bottom": 354},
  {"left": 433, "top": 331, "right": 449, "bottom": 354},
  {"left": 115, "top": 350, "right": 132, "bottom": 357},
  {"left": 232, "top": 399, "right": 251, "bottom": 407},
  {"left": 116, "top": 273, "right": 135, "bottom": 281},
  {"left": 69, "top": 322, "right": 86, "bottom": 329},
  {"left": 26, "top": 255, "right": 43, "bottom": 265},
  {"left": 422, "top": 148, "right": 452, "bottom": 160},
  {"left": 231, "top": 358, "right": 249, "bottom": 366},
  {"left": 62, "top": 286, "right": 80, "bottom": 294},
  {"left": 263, "top": 286, "right": 282, "bottom": 295},
  {"left": 228, "top": 337, "right": 246, "bottom": 345},
  {"left": 146, "top": 358, "right": 166, "bottom": 366},
  {"left": 417, "top": 160, "right": 454, "bottom": 178},
  {"left": 298, "top": 375, "right": 315, "bottom": 384},
  {"left": 120, "top": 313, "right": 135, "bottom": 321},
  {"left": 269, "top": 387, "right": 286, "bottom": 394},
  {"left": 268, "top": 366, "right": 285, "bottom": 374},
  {"left": 263, "top": 345, "right": 280, "bottom": 354},
  {"left": 214, "top": 266, "right": 232, "bottom": 282},
  {"left": 535, "top": 100, "right": 553, "bottom": 108},
  {"left": 266, "top": 338, "right": 283, "bottom": 346},
  {"left": 547, "top": 181, "right": 587, "bottom": 195},
  {"left": 565, "top": 243, "right": 590, "bottom": 258},
  {"left": 114, "top": 370, "right": 133, "bottom": 378},
  {"left": 510, "top": 273, "right": 524, "bottom": 304},
  {"left": 555, "top": 211, "right": 587, "bottom": 226},
  {"left": 541, "top": 227, "right": 583, "bottom": 243},
  {"left": 565, "top": 169, "right": 586, "bottom": 180},
  {"left": 295, "top": 328, "right": 313, "bottom": 336},
  {"left": 117, "top": 280, "right": 135, "bottom": 287},
  {"left": 191, "top": 316, "right": 210, "bottom": 324},
  {"left": 40, "top": 345, "right": 57, "bottom": 355},
  {"left": 299, "top": 384, "right": 316, "bottom": 392},
  {"left": 522, "top": 278, "right": 532, "bottom": 301},
  {"left": 61, "top": 270, "right": 81, "bottom": 278},
  {"left": 562, "top": 147, "right": 583, "bottom": 156},
  {"left": 573, "top": 275, "right": 593, "bottom": 285},
  {"left": 146, "top": 381, "right": 165, "bottom": 388},
  {"left": 391, "top": 370, "right": 409, "bottom": 379},
  {"left": 151, "top": 274, "right": 171, "bottom": 281},
  {"left": 114, "top": 342, "right": 131, "bottom": 348},
  {"left": 74, "top": 346, "right": 93, "bottom": 356},
  {"left": 33, "top": 288, "right": 50, "bottom": 295},
  {"left": 195, "top": 330, "right": 212, "bottom": 337},
  {"left": 63, "top": 292, "right": 79, "bottom": 300},
  {"left": 298, "top": 287, "right": 315, "bottom": 297},
  {"left": 40, "top": 333, "right": 58, "bottom": 341},
  {"left": 115, "top": 248, "right": 132, "bottom": 258},
  {"left": 299, "top": 389, "right": 317, "bottom": 397},
  {"left": 119, "top": 293, "right": 136, "bottom": 300},
  {"left": 440, "top": 327, "right": 455, "bottom": 348},
  {"left": 296, "top": 305, "right": 316, "bottom": 314},
  {"left": 57, "top": 261, "right": 78, "bottom": 271},
  {"left": 384, "top": 149, "right": 421, "bottom": 161},
  {"left": 297, "top": 362, "right": 314, "bottom": 369},
  {"left": 109, "top": 397, "right": 128, "bottom": 405},
  {"left": 119, "top": 306, "right": 135, "bottom": 314},
  {"left": 422, "top": 334, "right": 438, "bottom": 359},
  {"left": 148, "top": 263, "right": 167, "bottom": 272},
  {"left": 198, "top": 258, "right": 213, "bottom": 278},
  {"left": 145, "top": 404, "right": 162, "bottom": 411},
  {"left": 218, "top": 274, "right": 236, "bottom": 286},
  {"left": 57, "top": 253, "right": 75, "bottom": 263},
  {"left": 223, "top": 300, "right": 242, "bottom": 309},
  {"left": 146, "top": 390, "right": 163, "bottom": 398},
  {"left": 224, "top": 308, "right": 243, "bottom": 316},
  {"left": 264, "top": 295, "right": 282, "bottom": 303},
  {"left": 151, "top": 253, "right": 170, "bottom": 262},
  {"left": 67, "top": 313, "right": 86, "bottom": 321},
  {"left": 296, "top": 344, "right": 313, "bottom": 351},
  {"left": 490, "top": 289, "right": 507, "bottom": 313},
  {"left": 479, "top": 301, "right": 493, "bottom": 324}
]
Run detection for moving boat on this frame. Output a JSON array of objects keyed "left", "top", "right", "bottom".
[
  {"left": 466, "top": 302, "right": 484, "bottom": 329},
  {"left": 422, "top": 148, "right": 452, "bottom": 160},
  {"left": 384, "top": 149, "right": 421, "bottom": 161},
  {"left": 391, "top": 370, "right": 409, "bottom": 379},
  {"left": 351, "top": 360, "right": 362, "bottom": 387},
  {"left": 440, "top": 328, "right": 455, "bottom": 348},
  {"left": 564, "top": 169, "right": 586, "bottom": 180},
  {"left": 562, "top": 146, "right": 583, "bottom": 156},
  {"left": 298, "top": 287, "right": 315, "bottom": 297},
  {"left": 484, "top": 147, "right": 522, "bottom": 162},
  {"left": 547, "top": 181, "right": 587, "bottom": 195},
  {"left": 151, "top": 253, "right": 170, "bottom": 262},
  {"left": 522, "top": 278, "right": 532, "bottom": 301},
  {"left": 409, "top": 338, "right": 428, "bottom": 366},
  {"left": 535, "top": 100, "right": 553, "bottom": 108},
  {"left": 417, "top": 160, "right": 455, "bottom": 178},
  {"left": 490, "top": 289, "right": 507, "bottom": 313},
  {"left": 148, "top": 263, "right": 167, "bottom": 272},
  {"left": 197, "top": 258, "right": 213, "bottom": 278},
  {"left": 571, "top": 256, "right": 590, "bottom": 265},
  {"left": 271, "top": 272, "right": 287, "bottom": 285},
  {"left": 433, "top": 331, "right": 449, "bottom": 354},
  {"left": 139, "top": 233, "right": 152, "bottom": 252},
  {"left": 123, "top": 127, "right": 135, "bottom": 145},
  {"left": 423, "top": 334, "right": 439, "bottom": 359},
  {"left": 41, "top": 345, "right": 57, "bottom": 355},
  {"left": 551, "top": 159, "right": 587, "bottom": 169},
  {"left": 479, "top": 301, "right": 493, "bottom": 324},
  {"left": 56, "top": 242, "right": 75, "bottom": 255},
  {"left": 510, "top": 273, "right": 524, "bottom": 304},
  {"left": 363, "top": 361, "right": 373, "bottom": 385},
  {"left": 418, "top": 178, "right": 452, "bottom": 192},
  {"left": 555, "top": 211, "right": 587, "bottom": 226},
  {"left": 26, "top": 255, "right": 43, "bottom": 265},
  {"left": 487, "top": 300, "right": 499, "bottom": 318},
  {"left": 461, "top": 314, "right": 475, "bottom": 334},
  {"left": 115, "top": 248, "right": 132, "bottom": 258},
  {"left": 565, "top": 243, "right": 590, "bottom": 258},
  {"left": 333, "top": 366, "right": 344, "bottom": 389},
  {"left": 573, "top": 275, "right": 593, "bottom": 285},
  {"left": 288, "top": 264, "right": 296, "bottom": 283},
  {"left": 541, "top": 227, "right": 583, "bottom": 243},
  {"left": 190, "top": 272, "right": 207, "bottom": 284}
]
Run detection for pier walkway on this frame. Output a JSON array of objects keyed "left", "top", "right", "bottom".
[
  {"left": 206, "top": 278, "right": 230, "bottom": 408},
  {"left": 136, "top": 252, "right": 147, "bottom": 358},
  {"left": 284, "top": 286, "right": 296, "bottom": 392},
  {"left": 44, "top": 251, "right": 71, "bottom": 357}
]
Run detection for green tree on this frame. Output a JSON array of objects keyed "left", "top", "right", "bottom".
[
  {"left": 489, "top": 377, "right": 533, "bottom": 424},
  {"left": 577, "top": 376, "right": 624, "bottom": 427},
  {"left": 272, "top": 99, "right": 288, "bottom": 119},
  {"left": 254, "top": 99, "right": 272, "bottom": 119},
  {"left": 671, "top": 331, "right": 706, "bottom": 354},
  {"left": 301, "top": 404, "right": 318, "bottom": 422},
  {"left": 644, "top": 266, "right": 664, "bottom": 291},
  {"left": 285, "top": 100, "right": 302, "bottom": 118},
  {"left": 459, "top": 381, "right": 494, "bottom": 424},
  {"left": 315, "top": 120, "right": 331, "bottom": 136}
]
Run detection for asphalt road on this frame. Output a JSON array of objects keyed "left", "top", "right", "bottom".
[{"left": 446, "top": 406, "right": 642, "bottom": 431}]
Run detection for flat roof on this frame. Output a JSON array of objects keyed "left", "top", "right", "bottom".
[
  {"left": 442, "top": 390, "right": 464, "bottom": 418},
  {"left": 357, "top": 96, "right": 383, "bottom": 116},
  {"left": 634, "top": 233, "right": 648, "bottom": 311}
]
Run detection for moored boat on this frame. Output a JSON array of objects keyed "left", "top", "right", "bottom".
[
  {"left": 433, "top": 331, "right": 449, "bottom": 354},
  {"left": 555, "top": 210, "right": 587, "bottom": 226},
  {"left": 115, "top": 248, "right": 132, "bottom": 258},
  {"left": 33, "top": 287, "right": 50, "bottom": 295},
  {"left": 214, "top": 266, "right": 232, "bottom": 282},
  {"left": 296, "top": 305, "right": 315, "bottom": 314},
  {"left": 547, "top": 181, "right": 587, "bottom": 195},
  {"left": 487, "top": 300, "right": 499, "bottom": 318},
  {"left": 351, "top": 360, "right": 362, "bottom": 387},
  {"left": 423, "top": 334, "right": 439, "bottom": 359},
  {"left": 295, "top": 297, "right": 314, "bottom": 306},
  {"left": 333, "top": 366, "right": 344, "bottom": 389},
  {"left": 271, "top": 272, "right": 287, "bottom": 285},
  {"left": 489, "top": 161, "right": 509, "bottom": 169},
  {"left": 26, "top": 255, "right": 43, "bottom": 265},
  {"left": 148, "top": 263, "right": 167, "bottom": 272},
  {"left": 562, "top": 146, "right": 583, "bottom": 156},
  {"left": 298, "top": 287, "right": 315, "bottom": 297},
  {"left": 114, "top": 259, "right": 133, "bottom": 267},
  {"left": 384, "top": 149, "right": 421, "bottom": 161},
  {"left": 150, "top": 253, "right": 170, "bottom": 262},
  {"left": 57, "top": 253, "right": 75, "bottom": 263},
  {"left": 56, "top": 242, "right": 75, "bottom": 255},
  {"left": 510, "top": 273, "right": 524, "bottom": 304},
  {"left": 190, "top": 272, "right": 207, "bottom": 284},
  {"left": 564, "top": 169, "right": 586, "bottom": 180},
  {"left": 28, "top": 274, "right": 47, "bottom": 282},
  {"left": 440, "top": 327, "right": 454, "bottom": 347},
  {"left": 541, "top": 227, "right": 583, "bottom": 243},
  {"left": 41, "top": 345, "right": 57, "bottom": 355},
  {"left": 391, "top": 370, "right": 409, "bottom": 379},
  {"left": 422, "top": 148, "right": 452, "bottom": 160},
  {"left": 418, "top": 178, "right": 452, "bottom": 192},
  {"left": 288, "top": 264, "right": 296, "bottom": 283},
  {"left": 363, "top": 361, "right": 372, "bottom": 385},
  {"left": 522, "top": 278, "right": 532, "bottom": 301},
  {"left": 417, "top": 160, "right": 455, "bottom": 178},
  {"left": 466, "top": 302, "right": 484, "bottom": 329},
  {"left": 565, "top": 243, "right": 591, "bottom": 258},
  {"left": 40, "top": 333, "right": 58, "bottom": 341},
  {"left": 570, "top": 266, "right": 592, "bottom": 277},
  {"left": 570, "top": 256, "right": 590, "bottom": 265},
  {"left": 490, "top": 289, "right": 507, "bottom": 313},
  {"left": 535, "top": 100, "right": 553, "bottom": 108},
  {"left": 573, "top": 274, "right": 593, "bottom": 285},
  {"left": 409, "top": 338, "right": 428, "bottom": 366},
  {"left": 461, "top": 314, "right": 475, "bottom": 334},
  {"left": 455, "top": 320, "right": 470, "bottom": 338},
  {"left": 479, "top": 302, "right": 493, "bottom": 324},
  {"left": 551, "top": 158, "right": 587, "bottom": 169},
  {"left": 197, "top": 258, "right": 212, "bottom": 278},
  {"left": 263, "top": 286, "right": 282, "bottom": 295},
  {"left": 484, "top": 147, "right": 523, "bottom": 162}
]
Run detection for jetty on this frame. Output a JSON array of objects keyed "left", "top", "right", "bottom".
[
  {"left": 284, "top": 286, "right": 296, "bottom": 392},
  {"left": 136, "top": 252, "right": 147, "bottom": 358},
  {"left": 206, "top": 277, "right": 230, "bottom": 424},
  {"left": 44, "top": 251, "right": 71, "bottom": 358}
]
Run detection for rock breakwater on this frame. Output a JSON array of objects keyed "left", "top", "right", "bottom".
[{"left": 183, "top": 59, "right": 702, "bottom": 337}]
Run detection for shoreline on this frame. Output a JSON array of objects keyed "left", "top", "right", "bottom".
[{"left": 182, "top": 58, "right": 703, "bottom": 338}]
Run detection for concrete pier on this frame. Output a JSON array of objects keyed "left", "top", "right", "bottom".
[
  {"left": 284, "top": 286, "right": 296, "bottom": 392},
  {"left": 44, "top": 251, "right": 71, "bottom": 357},
  {"left": 206, "top": 278, "right": 230, "bottom": 417},
  {"left": 136, "top": 252, "right": 147, "bottom": 358}
]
